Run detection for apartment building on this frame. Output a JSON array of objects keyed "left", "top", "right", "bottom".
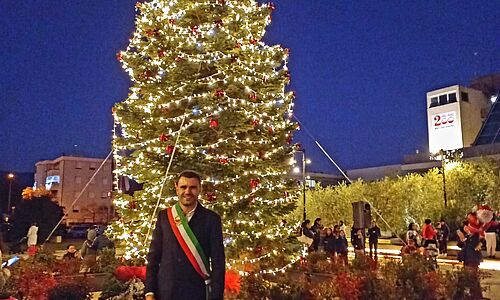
[{"left": 34, "top": 156, "right": 113, "bottom": 225}]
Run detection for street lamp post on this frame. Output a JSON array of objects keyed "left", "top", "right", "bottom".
[
  {"left": 441, "top": 162, "right": 447, "bottom": 208},
  {"left": 301, "top": 150, "right": 306, "bottom": 221},
  {"left": 293, "top": 150, "right": 308, "bottom": 221},
  {"left": 7, "top": 173, "right": 14, "bottom": 214}
]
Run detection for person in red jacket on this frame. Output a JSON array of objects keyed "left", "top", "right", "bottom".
[{"left": 422, "top": 219, "right": 437, "bottom": 248}]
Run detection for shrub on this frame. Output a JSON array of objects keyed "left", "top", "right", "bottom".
[{"left": 47, "top": 281, "right": 91, "bottom": 300}]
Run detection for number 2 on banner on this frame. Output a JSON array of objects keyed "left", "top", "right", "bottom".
[{"left": 434, "top": 114, "right": 455, "bottom": 127}]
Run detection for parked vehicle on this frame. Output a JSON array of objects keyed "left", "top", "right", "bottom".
[{"left": 66, "top": 224, "right": 94, "bottom": 238}]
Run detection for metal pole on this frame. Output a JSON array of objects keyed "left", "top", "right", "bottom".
[
  {"left": 302, "top": 150, "right": 306, "bottom": 221},
  {"left": 442, "top": 163, "right": 447, "bottom": 208},
  {"left": 7, "top": 180, "right": 12, "bottom": 214}
]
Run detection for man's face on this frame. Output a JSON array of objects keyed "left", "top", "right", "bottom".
[
  {"left": 175, "top": 176, "right": 201, "bottom": 207},
  {"left": 68, "top": 245, "right": 77, "bottom": 253}
]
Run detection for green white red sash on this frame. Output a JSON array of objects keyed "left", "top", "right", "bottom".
[{"left": 167, "top": 203, "right": 211, "bottom": 280}]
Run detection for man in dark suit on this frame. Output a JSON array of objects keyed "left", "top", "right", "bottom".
[{"left": 145, "top": 170, "right": 225, "bottom": 300}]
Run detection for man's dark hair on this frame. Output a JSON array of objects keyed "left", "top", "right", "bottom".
[
  {"left": 314, "top": 218, "right": 321, "bottom": 224},
  {"left": 176, "top": 170, "right": 202, "bottom": 184},
  {"left": 302, "top": 220, "right": 311, "bottom": 227},
  {"left": 67, "top": 244, "right": 75, "bottom": 250},
  {"left": 424, "top": 219, "right": 432, "bottom": 224}
]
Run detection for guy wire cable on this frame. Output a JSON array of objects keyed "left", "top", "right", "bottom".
[
  {"left": 293, "top": 114, "right": 407, "bottom": 245},
  {"left": 143, "top": 63, "right": 203, "bottom": 245}
]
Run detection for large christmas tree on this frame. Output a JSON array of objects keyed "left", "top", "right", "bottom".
[{"left": 111, "top": 0, "right": 299, "bottom": 274}]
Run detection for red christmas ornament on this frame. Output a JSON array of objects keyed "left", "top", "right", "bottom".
[
  {"left": 209, "top": 118, "right": 219, "bottom": 128},
  {"left": 284, "top": 71, "right": 291, "bottom": 81},
  {"left": 254, "top": 245, "right": 263, "bottom": 254},
  {"left": 145, "top": 29, "right": 155, "bottom": 36},
  {"left": 165, "top": 145, "right": 175, "bottom": 154},
  {"left": 235, "top": 42, "right": 242, "bottom": 48},
  {"left": 268, "top": 15, "right": 272, "bottom": 22},
  {"left": 128, "top": 201, "right": 137, "bottom": 209},
  {"left": 111, "top": 107, "right": 117, "bottom": 115},
  {"left": 250, "top": 178, "right": 260, "bottom": 189},
  {"left": 250, "top": 39, "right": 258, "bottom": 45},
  {"left": 159, "top": 133, "right": 170, "bottom": 142},
  {"left": 286, "top": 136, "right": 292, "bottom": 145},
  {"left": 251, "top": 119, "right": 260, "bottom": 126},
  {"left": 191, "top": 26, "right": 199, "bottom": 35},
  {"left": 230, "top": 55, "right": 238, "bottom": 63},
  {"left": 135, "top": 2, "right": 142, "bottom": 9},
  {"left": 268, "top": 126, "right": 274, "bottom": 134},
  {"left": 116, "top": 52, "right": 123, "bottom": 61},
  {"left": 143, "top": 70, "right": 153, "bottom": 79},
  {"left": 115, "top": 266, "right": 146, "bottom": 282},
  {"left": 214, "top": 19, "right": 223, "bottom": 27},
  {"left": 267, "top": 2, "right": 276, "bottom": 10},
  {"left": 157, "top": 50, "right": 166, "bottom": 57},
  {"left": 175, "top": 56, "right": 183, "bottom": 62},
  {"left": 214, "top": 89, "right": 225, "bottom": 97},
  {"left": 169, "top": 19, "right": 176, "bottom": 25},
  {"left": 248, "top": 93, "right": 257, "bottom": 101},
  {"left": 225, "top": 270, "right": 241, "bottom": 295},
  {"left": 217, "top": 0, "right": 226, "bottom": 5},
  {"left": 219, "top": 157, "right": 229, "bottom": 165},
  {"left": 258, "top": 150, "right": 266, "bottom": 160},
  {"left": 205, "top": 192, "right": 217, "bottom": 202}
]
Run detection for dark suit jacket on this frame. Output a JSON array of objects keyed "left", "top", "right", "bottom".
[{"left": 145, "top": 203, "right": 225, "bottom": 300}]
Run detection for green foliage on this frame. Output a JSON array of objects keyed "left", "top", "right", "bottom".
[
  {"left": 95, "top": 247, "right": 120, "bottom": 274},
  {"left": 99, "top": 275, "right": 129, "bottom": 300},
  {"left": 291, "top": 159, "right": 500, "bottom": 234}
]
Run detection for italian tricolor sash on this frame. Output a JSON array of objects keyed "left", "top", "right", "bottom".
[{"left": 167, "top": 203, "right": 211, "bottom": 281}]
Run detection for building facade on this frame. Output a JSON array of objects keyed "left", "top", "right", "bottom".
[
  {"left": 427, "top": 85, "right": 490, "bottom": 154},
  {"left": 34, "top": 156, "right": 113, "bottom": 225}
]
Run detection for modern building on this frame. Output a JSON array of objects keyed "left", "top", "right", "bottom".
[
  {"left": 427, "top": 85, "right": 490, "bottom": 154},
  {"left": 34, "top": 156, "right": 113, "bottom": 225}
]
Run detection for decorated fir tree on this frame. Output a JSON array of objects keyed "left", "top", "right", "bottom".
[{"left": 111, "top": 0, "right": 299, "bottom": 275}]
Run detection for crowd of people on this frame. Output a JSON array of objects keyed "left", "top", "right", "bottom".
[
  {"left": 299, "top": 218, "right": 381, "bottom": 265},
  {"left": 300, "top": 213, "right": 499, "bottom": 270}
]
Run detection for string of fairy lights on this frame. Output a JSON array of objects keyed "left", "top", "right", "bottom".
[{"left": 111, "top": 0, "right": 303, "bottom": 274}]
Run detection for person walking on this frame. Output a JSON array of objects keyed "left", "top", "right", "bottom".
[
  {"left": 80, "top": 228, "right": 98, "bottom": 273},
  {"left": 439, "top": 219, "right": 450, "bottom": 256},
  {"left": 299, "top": 220, "right": 315, "bottom": 250},
  {"left": 421, "top": 219, "right": 437, "bottom": 248},
  {"left": 26, "top": 222, "right": 38, "bottom": 256},
  {"left": 323, "top": 228, "right": 336, "bottom": 259},
  {"left": 145, "top": 170, "right": 225, "bottom": 300},
  {"left": 311, "top": 218, "right": 323, "bottom": 251},
  {"left": 485, "top": 216, "right": 497, "bottom": 258},
  {"left": 367, "top": 220, "right": 381, "bottom": 258},
  {"left": 336, "top": 230, "right": 349, "bottom": 266},
  {"left": 351, "top": 228, "right": 364, "bottom": 258},
  {"left": 406, "top": 223, "right": 420, "bottom": 246}
]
